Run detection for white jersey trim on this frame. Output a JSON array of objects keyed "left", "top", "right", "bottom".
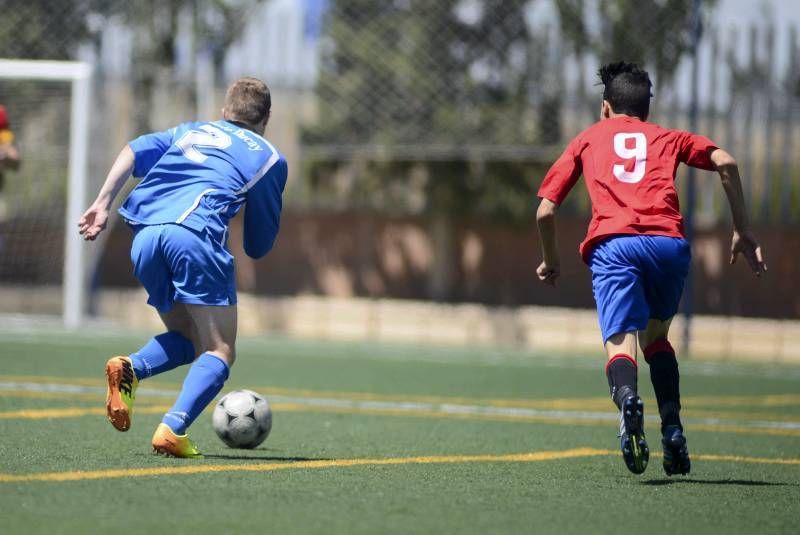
[
  {"left": 236, "top": 140, "right": 281, "bottom": 196},
  {"left": 176, "top": 188, "right": 217, "bottom": 224}
]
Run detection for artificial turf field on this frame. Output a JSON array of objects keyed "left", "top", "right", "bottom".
[{"left": 1, "top": 330, "right": 799, "bottom": 534}]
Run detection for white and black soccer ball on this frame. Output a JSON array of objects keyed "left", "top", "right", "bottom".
[{"left": 212, "top": 389, "right": 272, "bottom": 449}]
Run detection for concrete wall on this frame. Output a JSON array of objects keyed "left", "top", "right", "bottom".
[{"left": 95, "top": 211, "right": 800, "bottom": 318}]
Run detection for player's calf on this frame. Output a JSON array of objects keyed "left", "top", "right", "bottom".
[{"left": 644, "top": 339, "right": 682, "bottom": 432}]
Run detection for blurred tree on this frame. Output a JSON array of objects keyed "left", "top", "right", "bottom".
[
  {"left": 305, "top": 0, "right": 544, "bottom": 299},
  {"left": 307, "top": 0, "right": 535, "bottom": 147},
  {"left": 556, "top": 0, "right": 718, "bottom": 85},
  {"left": 0, "top": 0, "right": 259, "bottom": 132},
  {"left": 118, "top": 0, "right": 259, "bottom": 132},
  {"left": 305, "top": 0, "right": 542, "bottom": 221},
  {"left": 0, "top": 0, "right": 101, "bottom": 60}
]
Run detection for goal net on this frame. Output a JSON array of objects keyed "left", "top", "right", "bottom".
[{"left": 0, "top": 60, "right": 91, "bottom": 328}]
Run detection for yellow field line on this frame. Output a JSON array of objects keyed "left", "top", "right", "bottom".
[
  {"left": 0, "top": 390, "right": 172, "bottom": 404},
  {"left": 5, "top": 374, "right": 799, "bottom": 410},
  {"left": 682, "top": 409, "right": 800, "bottom": 424},
  {"left": 4, "top": 388, "right": 799, "bottom": 424},
  {"left": 691, "top": 453, "right": 800, "bottom": 465},
  {"left": 273, "top": 403, "right": 800, "bottom": 437},
  {"left": 3, "top": 447, "right": 799, "bottom": 484},
  {"left": 682, "top": 394, "right": 800, "bottom": 408},
  {"left": 0, "top": 448, "right": 611, "bottom": 483},
  {"left": 3, "top": 402, "right": 800, "bottom": 437},
  {"left": 0, "top": 406, "right": 171, "bottom": 419},
  {"left": 0, "top": 390, "right": 105, "bottom": 402}
]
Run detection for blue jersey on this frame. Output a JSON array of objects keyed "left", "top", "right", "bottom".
[{"left": 119, "top": 120, "right": 287, "bottom": 259}]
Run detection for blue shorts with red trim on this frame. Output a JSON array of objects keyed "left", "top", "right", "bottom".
[
  {"left": 588, "top": 235, "right": 690, "bottom": 343},
  {"left": 129, "top": 223, "right": 236, "bottom": 313}
]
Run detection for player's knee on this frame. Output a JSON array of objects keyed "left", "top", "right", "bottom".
[
  {"left": 206, "top": 343, "right": 235, "bottom": 367},
  {"left": 643, "top": 339, "right": 675, "bottom": 364}
]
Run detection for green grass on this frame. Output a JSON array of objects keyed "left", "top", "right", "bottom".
[{"left": 1, "top": 330, "right": 799, "bottom": 534}]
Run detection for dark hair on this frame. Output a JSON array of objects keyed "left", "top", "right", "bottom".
[
  {"left": 598, "top": 62, "right": 652, "bottom": 120},
  {"left": 224, "top": 77, "right": 271, "bottom": 129}
]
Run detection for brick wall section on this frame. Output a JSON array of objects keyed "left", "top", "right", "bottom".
[{"left": 95, "top": 210, "right": 799, "bottom": 318}]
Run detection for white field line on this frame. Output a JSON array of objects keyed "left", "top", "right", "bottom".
[
  {"left": 3, "top": 325, "right": 800, "bottom": 381},
  {"left": 2, "top": 381, "right": 800, "bottom": 431}
]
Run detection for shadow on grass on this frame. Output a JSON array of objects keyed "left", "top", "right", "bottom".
[
  {"left": 203, "top": 454, "right": 333, "bottom": 462},
  {"left": 643, "top": 478, "right": 792, "bottom": 487},
  {"left": 203, "top": 448, "right": 332, "bottom": 462}
]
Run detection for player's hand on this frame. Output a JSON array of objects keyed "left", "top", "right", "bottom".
[
  {"left": 78, "top": 204, "right": 109, "bottom": 241},
  {"left": 536, "top": 261, "right": 560, "bottom": 286},
  {"left": 730, "top": 230, "right": 767, "bottom": 276}
]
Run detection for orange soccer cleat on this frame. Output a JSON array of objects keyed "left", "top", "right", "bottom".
[
  {"left": 151, "top": 423, "right": 202, "bottom": 458},
  {"left": 105, "top": 356, "right": 138, "bottom": 432}
]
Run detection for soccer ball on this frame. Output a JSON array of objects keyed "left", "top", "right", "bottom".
[{"left": 212, "top": 389, "right": 272, "bottom": 449}]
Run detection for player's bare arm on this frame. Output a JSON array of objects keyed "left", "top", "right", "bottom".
[
  {"left": 710, "top": 148, "right": 767, "bottom": 275},
  {"left": 0, "top": 142, "right": 20, "bottom": 171},
  {"left": 536, "top": 197, "right": 560, "bottom": 286},
  {"left": 78, "top": 144, "right": 135, "bottom": 241}
]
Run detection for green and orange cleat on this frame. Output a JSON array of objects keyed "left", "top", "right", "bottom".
[
  {"left": 151, "top": 423, "right": 203, "bottom": 458},
  {"left": 105, "top": 356, "right": 138, "bottom": 432}
]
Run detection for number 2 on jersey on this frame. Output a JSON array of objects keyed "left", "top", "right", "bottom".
[
  {"left": 613, "top": 132, "right": 646, "bottom": 183},
  {"left": 176, "top": 124, "right": 232, "bottom": 163}
]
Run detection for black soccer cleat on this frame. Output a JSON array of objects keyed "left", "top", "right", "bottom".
[
  {"left": 619, "top": 395, "right": 649, "bottom": 475},
  {"left": 662, "top": 425, "right": 691, "bottom": 476}
]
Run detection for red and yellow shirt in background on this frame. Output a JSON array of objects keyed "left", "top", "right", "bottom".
[{"left": 0, "top": 105, "right": 14, "bottom": 144}]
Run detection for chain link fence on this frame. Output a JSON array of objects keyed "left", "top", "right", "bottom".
[
  {"left": 2, "top": 0, "right": 797, "bottom": 223},
  {"left": 1, "top": 0, "right": 799, "bottom": 323},
  {"left": 302, "top": 0, "right": 800, "bottom": 226}
]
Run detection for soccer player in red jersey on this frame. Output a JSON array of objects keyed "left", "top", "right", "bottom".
[
  {"left": 0, "top": 104, "right": 21, "bottom": 181},
  {"left": 0, "top": 104, "right": 21, "bottom": 227},
  {"left": 535, "top": 62, "right": 766, "bottom": 475}
]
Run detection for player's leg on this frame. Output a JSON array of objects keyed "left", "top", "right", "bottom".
[
  {"left": 106, "top": 225, "right": 191, "bottom": 431},
  {"left": 589, "top": 237, "right": 650, "bottom": 474},
  {"left": 640, "top": 320, "right": 690, "bottom": 476},
  {"left": 604, "top": 331, "right": 638, "bottom": 409},
  {"left": 639, "top": 319, "right": 681, "bottom": 430},
  {"left": 126, "top": 303, "right": 198, "bottom": 383},
  {"left": 153, "top": 304, "right": 236, "bottom": 457},
  {"left": 150, "top": 224, "right": 238, "bottom": 456},
  {"left": 639, "top": 235, "right": 691, "bottom": 475},
  {"left": 605, "top": 332, "right": 649, "bottom": 475}
]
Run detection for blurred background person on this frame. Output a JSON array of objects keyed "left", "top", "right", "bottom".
[{"left": 0, "top": 103, "right": 21, "bottom": 222}]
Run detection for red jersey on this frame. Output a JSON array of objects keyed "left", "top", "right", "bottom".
[
  {"left": 537, "top": 116, "right": 718, "bottom": 262},
  {"left": 0, "top": 105, "right": 13, "bottom": 144},
  {"left": 0, "top": 105, "right": 9, "bottom": 130}
]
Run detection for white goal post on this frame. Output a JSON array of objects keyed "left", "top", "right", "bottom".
[{"left": 0, "top": 59, "right": 92, "bottom": 329}]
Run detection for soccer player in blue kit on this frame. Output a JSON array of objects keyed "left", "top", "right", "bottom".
[{"left": 79, "top": 77, "right": 287, "bottom": 457}]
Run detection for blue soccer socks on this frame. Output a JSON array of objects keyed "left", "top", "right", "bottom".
[
  {"left": 162, "top": 353, "right": 230, "bottom": 435},
  {"left": 644, "top": 339, "right": 682, "bottom": 431},
  {"left": 129, "top": 331, "right": 196, "bottom": 380}
]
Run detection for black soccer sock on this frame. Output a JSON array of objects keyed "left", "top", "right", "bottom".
[
  {"left": 605, "top": 354, "right": 638, "bottom": 410},
  {"left": 644, "top": 340, "right": 682, "bottom": 431}
]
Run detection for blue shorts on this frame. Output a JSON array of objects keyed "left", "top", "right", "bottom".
[
  {"left": 588, "top": 235, "right": 690, "bottom": 343},
  {"left": 130, "top": 224, "right": 236, "bottom": 313}
]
